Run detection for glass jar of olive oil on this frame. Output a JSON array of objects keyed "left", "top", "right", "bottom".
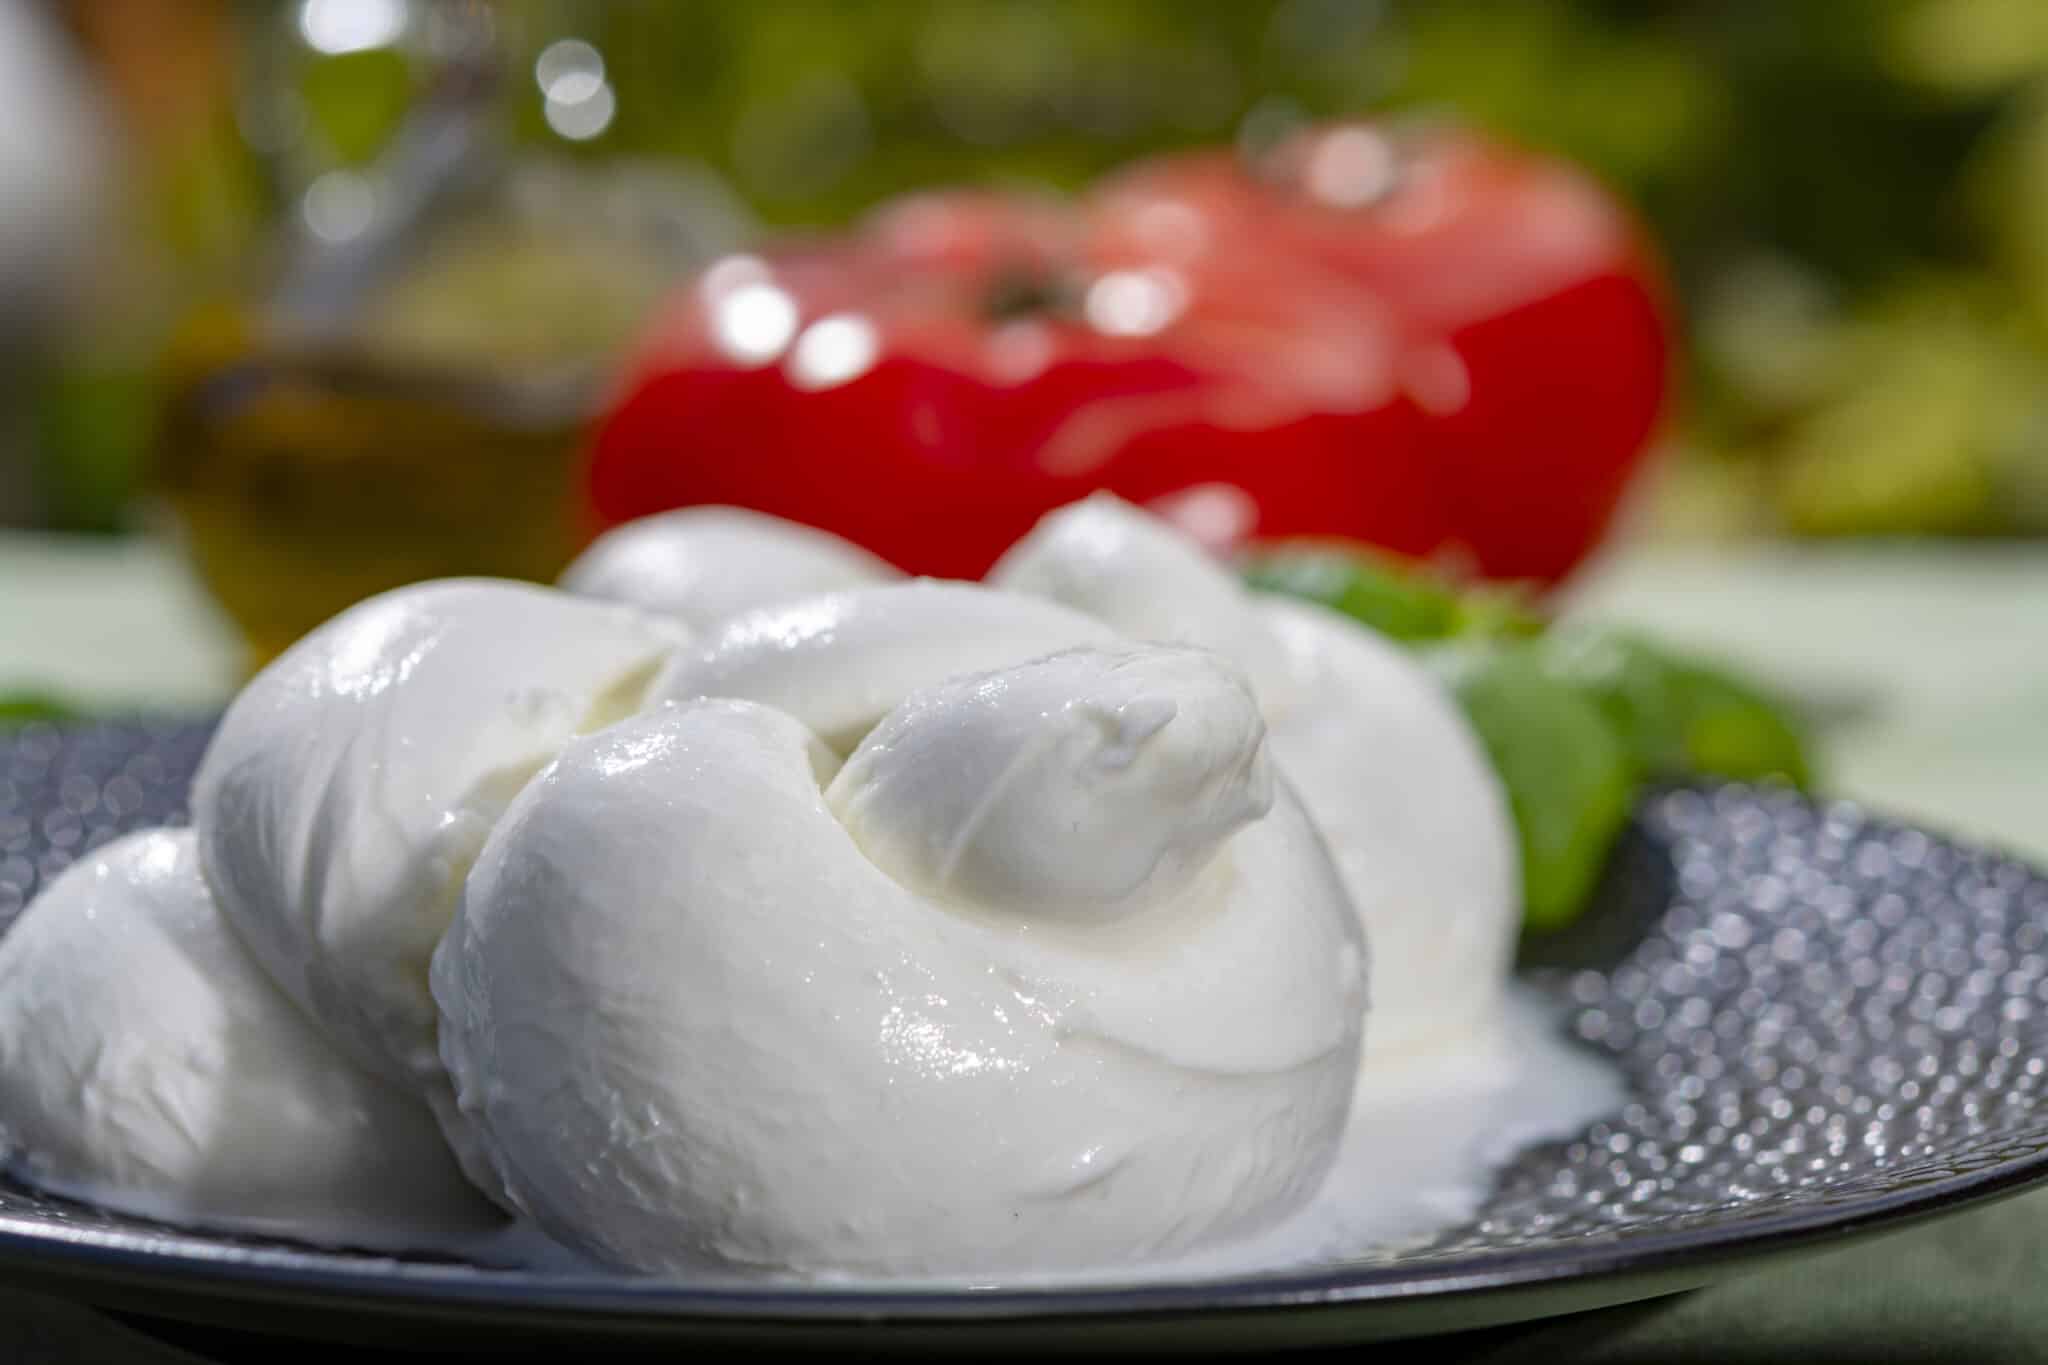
[{"left": 155, "top": 1, "right": 744, "bottom": 665}]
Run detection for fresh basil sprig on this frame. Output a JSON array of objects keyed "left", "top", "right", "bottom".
[{"left": 1243, "top": 544, "right": 1812, "bottom": 931}]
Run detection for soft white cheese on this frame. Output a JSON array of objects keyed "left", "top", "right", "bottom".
[
  {"left": 1257, "top": 595, "right": 1518, "bottom": 1054},
  {"left": 990, "top": 494, "right": 1518, "bottom": 1056},
  {"left": 560, "top": 506, "right": 900, "bottom": 630},
  {"left": 988, "top": 493, "right": 1300, "bottom": 707},
  {"left": 650, "top": 579, "right": 1121, "bottom": 752},
  {"left": 435, "top": 641, "right": 1365, "bottom": 1276},
  {"left": 828, "top": 645, "right": 1276, "bottom": 920},
  {"left": 191, "top": 579, "right": 683, "bottom": 1192},
  {"left": 0, "top": 829, "right": 497, "bottom": 1250}
]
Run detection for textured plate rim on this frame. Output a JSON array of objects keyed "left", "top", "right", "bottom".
[
  {"left": 1, "top": 1130, "right": 2044, "bottom": 1333},
  {"left": 7, "top": 734, "right": 2048, "bottom": 1340}
]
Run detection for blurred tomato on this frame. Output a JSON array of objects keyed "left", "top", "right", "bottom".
[
  {"left": 1093, "top": 121, "right": 1673, "bottom": 580},
  {"left": 589, "top": 121, "right": 1670, "bottom": 583}
]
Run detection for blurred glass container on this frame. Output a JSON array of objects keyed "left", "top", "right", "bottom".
[{"left": 155, "top": 0, "right": 748, "bottom": 665}]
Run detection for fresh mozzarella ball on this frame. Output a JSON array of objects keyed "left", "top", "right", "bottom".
[
  {"left": 0, "top": 830, "right": 496, "bottom": 1249},
  {"left": 436, "top": 649, "right": 1364, "bottom": 1276},
  {"left": 988, "top": 492, "right": 1298, "bottom": 706},
  {"left": 991, "top": 494, "right": 1518, "bottom": 1056},
  {"left": 192, "top": 580, "right": 682, "bottom": 1192},
  {"left": 828, "top": 645, "right": 1276, "bottom": 919},
  {"left": 560, "top": 506, "right": 900, "bottom": 630},
  {"left": 1258, "top": 596, "right": 1518, "bottom": 1053},
  {"left": 651, "top": 580, "right": 1118, "bottom": 752}
]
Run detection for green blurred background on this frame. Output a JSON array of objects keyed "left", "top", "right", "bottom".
[{"left": 15, "top": 0, "right": 2048, "bottom": 547}]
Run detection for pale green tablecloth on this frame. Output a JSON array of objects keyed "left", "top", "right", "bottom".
[
  {"left": 1563, "top": 541, "right": 2048, "bottom": 864},
  {"left": 6, "top": 534, "right": 2042, "bottom": 859},
  {"left": 0, "top": 532, "right": 242, "bottom": 714},
  {"left": 2, "top": 532, "right": 2046, "bottom": 1361}
]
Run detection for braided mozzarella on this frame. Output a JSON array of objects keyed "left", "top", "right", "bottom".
[
  {"left": 991, "top": 494, "right": 1518, "bottom": 1057},
  {"left": 0, "top": 830, "right": 495, "bottom": 1249},
  {"left": 192, "top": 580, "right": 684, "bottom": 1196},
  {"left": 435, "top": 614, "right": 1365, "bottom": 1275},
  {"left": 560, "top": 505, "right": 901, "bottom": 632}
]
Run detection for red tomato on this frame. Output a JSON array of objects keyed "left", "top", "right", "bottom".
[
  {"left": 588, "top": 121, "right": 1670, "bottom": 584},
  {"left": 1091, "top": 121, "right": 1672, "bottom": 580}
]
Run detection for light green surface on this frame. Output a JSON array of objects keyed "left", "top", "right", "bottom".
[
  {"left": 6, "top": 531, "right": 2037, "bottom": 860},
  {"left": 1, "top": 532, "right": 2045, "bottom": 1359},
  {"left": 1564, "top": 541, "right": 2048, "bottom": 862},
  {"left": 0, "top": 532, "right": 242, "bottom": 714}
]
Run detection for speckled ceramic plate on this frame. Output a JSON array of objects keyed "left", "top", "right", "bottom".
[{"left": 3, "top": 718, "right": 2047, "bottom": 1352}]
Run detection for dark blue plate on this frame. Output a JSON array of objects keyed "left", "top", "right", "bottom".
[{"left": 3, "top": 719, "right": 2045, "bottom": 1351}]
